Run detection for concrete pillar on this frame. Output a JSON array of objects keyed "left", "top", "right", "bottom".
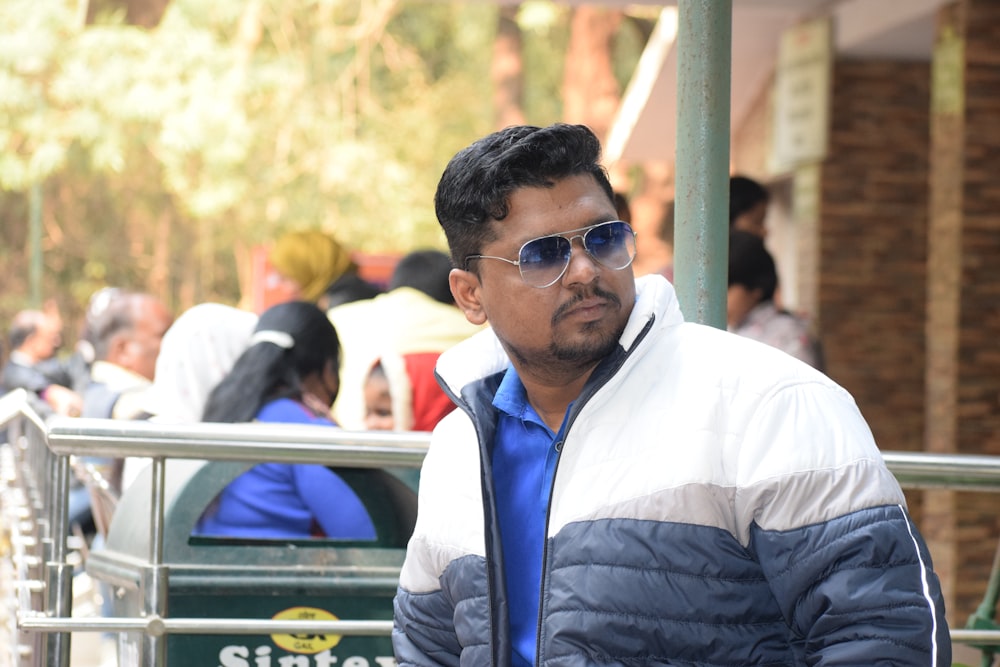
[{"left": 926, "top": 0, "right": 1000, "bottom": 622}]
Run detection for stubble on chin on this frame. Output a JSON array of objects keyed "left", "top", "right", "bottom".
[{"left": 549, "top": 284, "right": 625, "bottom": 354}]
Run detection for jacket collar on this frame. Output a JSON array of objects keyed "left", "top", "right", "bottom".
[{"left": 436, "top": 274, "right": 685, "bottom": 398}]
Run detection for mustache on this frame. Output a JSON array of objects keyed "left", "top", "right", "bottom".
[{"left": 551, "top": 286, "right": 622, "bottom": 325}]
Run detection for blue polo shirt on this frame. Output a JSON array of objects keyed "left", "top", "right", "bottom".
[{"left": 492, "top": 366, "right": 570, "bottom": 667}]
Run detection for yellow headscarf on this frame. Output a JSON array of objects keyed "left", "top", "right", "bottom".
[{"left": 268, "top": 230, "right": 356, "bottom": 302}]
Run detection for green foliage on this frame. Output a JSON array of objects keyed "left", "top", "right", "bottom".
[
  {"left": 518, "top": 2, "right": 569, "bottom": 124},
  {"left": 0, "top": 0, "right": 646, "bottom": 331}
]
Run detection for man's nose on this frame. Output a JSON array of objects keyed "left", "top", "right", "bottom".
[{"left": 561, "top": 236, "right": 599, "bottom": 285}]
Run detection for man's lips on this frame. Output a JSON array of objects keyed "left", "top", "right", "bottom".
[
  {"left": 553, "top": 290, "right": 620, "bottom": 324},
  {"left": 565, "top": 297, "right": 607, "bottom": 317}
]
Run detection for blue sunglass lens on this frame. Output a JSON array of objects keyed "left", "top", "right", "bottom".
[
  {"left": 519, "top": 237, "right": 571, "bottom": 286},
  {"left": 585, "top": 221, "right": 635, "bottom": 269},
  {"left": 517, "top": 221, "right": 635, "bottom": 287}
]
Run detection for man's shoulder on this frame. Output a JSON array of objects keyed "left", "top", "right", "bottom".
[
  {"left": 1, "top": 358, "right": 49, "bottom": 392},
  {"left": 645, "top": 320, "right": 833, "bottom": 401}
]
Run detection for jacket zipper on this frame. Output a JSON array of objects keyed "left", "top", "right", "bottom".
[{"left": 531, "top": 317, "right": 654, "bottom": 666}]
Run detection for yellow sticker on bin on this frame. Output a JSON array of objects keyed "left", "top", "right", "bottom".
[{"left": 270, "top": 606, "right": 342, "bottom": 654}]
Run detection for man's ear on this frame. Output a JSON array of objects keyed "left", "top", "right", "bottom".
[
  {"left": 449, "top": 268, "right": 488, "bottom": 326},
  {"left": 105, "top": 334, "right": 131, "bottom": 366}
]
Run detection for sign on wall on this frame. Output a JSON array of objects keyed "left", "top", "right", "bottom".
[{"left": 770, "top": 17, "right": 833, "bottom": 171}]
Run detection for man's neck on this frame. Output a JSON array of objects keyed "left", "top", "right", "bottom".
[{"left": 517, "top": 369, "right": 593, "bottom": 432}]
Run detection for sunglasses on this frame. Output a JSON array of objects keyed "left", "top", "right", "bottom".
[{"left": 465, "top": 220, "right": 637, "bottom": 288}]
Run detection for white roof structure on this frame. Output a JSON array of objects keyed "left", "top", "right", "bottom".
[{"left": 605, "top": 0, "right": 951, "bottom": 165}]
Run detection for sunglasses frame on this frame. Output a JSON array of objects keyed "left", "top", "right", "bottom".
[{"left": 465, "top": 220, "right": 636, "bottom": 288}]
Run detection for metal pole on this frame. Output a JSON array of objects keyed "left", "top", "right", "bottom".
[
  {"left": 141, "top": 457, "right": 169, "bottom": 667},
  {"left": 28, "top": 183, "right": 43, "bottom": 308},
  {"left": 43, "top": 455, "right": 72, "bottom": 667},
  {"left": 673, "top": 0, "right": 731, "bottom": 328}
]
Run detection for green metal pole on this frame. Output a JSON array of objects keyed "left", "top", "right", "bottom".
[
  {"left": 673, "top": 0, "right": 731, "bottom": 328},
  {"left": 29, "top": 182, "right": 43, "bottom": 308}
]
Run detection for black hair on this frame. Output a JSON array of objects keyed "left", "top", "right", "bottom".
[
  {"left": 729, "top": 175, "right": 770, "bottom": 225},
  {"left": 389, "top": 249, "right": 454, "bottom": 305},
  {"left": 434, "top": 123, "right": 615, "bottom": 270},
  {"left": 8, "top": 312, "right": 42, "bottom": 351},
  {"left": 91, "top": 292, "right": 144, "bottom": 361},
  {"left": 613, "top": 192, "right": 632, "bottom": 223},
  {"left": 323, "top": 273, "right": 384, "bottom": 310},
  {"left": 201, "top": 301, "right": 340, "bottom": 423},
  {"left": 657, "top": 199, "right": 675, "bottom": 246},
  {"left": 728, "top": 230, "right": 778, "bottom": 302}
]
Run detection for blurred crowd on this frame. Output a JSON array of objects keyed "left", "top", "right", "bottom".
[
  {"left": 0, "top": 175, "right": 822, "bottom": 542},
  {"left": 0, "top": 230, "right": 482, "bottom": 543}
]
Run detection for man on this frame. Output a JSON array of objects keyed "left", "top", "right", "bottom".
[
  {"left": 2, "top": 308, "right": 82, "bottom": 417},
  {"left": 392, "top": 124, "right": 950, "bottom": 666},
  {"left": 81, "top": 290, "right": 172, "bottom": 423},
  {"left": 72, "top": 290, "right": 172, "bottom": 526}
]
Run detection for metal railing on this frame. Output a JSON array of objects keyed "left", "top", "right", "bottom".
[
  {"left": 1, "top": 390, "right": 999, "bottom": 667},
  {"left": 0, "top": 394, "right": 429, "bottom": 667}
]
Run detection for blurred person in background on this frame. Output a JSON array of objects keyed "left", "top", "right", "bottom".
[
  {"left": 196, "top": 300, "right": 375, "bottom": 540},
  {"left": 69, "top": 291, "right": 173, "bottom": 535},
  {"left": 264, "top": 228, "right": 382, "bottom": 312},
  {"left": 329, "top": 248, "right": 484, "bottom": 430},
  {"left": 655, "top": 198, "right": 675, "bottom": 282},
  {"left": 64, "top": 287, "right": 122, "bottom": 394},
  {"left": 140, "top": 303, "right": 257, "bottom": 424},
  {"left": 119, "top": 302, "right": 258, "bottom": 491},
  {"left": 2, "top": 307, "right": 82, "bottom": 418},
  {"left": 727, "top": 230, "right": 822, "bottom": 370},
  {"left": 362, "top": 351, "right": 457, "bottom": 433},
  {"left": 729, "top": 174, "right": 770, "bottom": 238},
  {"left": 82, "top": 291, "right": 173, "bottom": 421}
]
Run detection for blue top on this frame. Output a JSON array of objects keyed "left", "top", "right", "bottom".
[
  {"left": 492, "top": 368, "right": 568, "bottom": 667},
  {"left": 194, "top": 398, "right": 377, "bottom": 540}
]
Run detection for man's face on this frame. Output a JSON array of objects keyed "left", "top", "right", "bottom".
[
  {"left": 26, "top": 317, "right": 62, "bottom": 361},
  {"left": 114, "top": 299, "right": 173, "bottom": 381},
  {"left": 451, "top": 174, "right": 636, "bottom": 382}
]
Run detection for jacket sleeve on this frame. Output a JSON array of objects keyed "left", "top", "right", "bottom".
[
  {"left": 738, "top": 378, "right": 951, "bottom": 665},
  {"left": 750, "top": 505, "right": 951, "bottom": 665},
  {"left": 393, "top": 584, "right": 463, "bottom": 667}
]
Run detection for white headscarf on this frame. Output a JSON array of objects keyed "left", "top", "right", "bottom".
[{"left": 141, "top": 303, "right": 258, "bottom": 423}]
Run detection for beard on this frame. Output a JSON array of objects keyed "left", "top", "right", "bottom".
[
  {"left": 548, "top": 318, "right": 622, "bottom": 368},
  {"left": 505, "top": 285, "right": 627, "bottom": 375}
]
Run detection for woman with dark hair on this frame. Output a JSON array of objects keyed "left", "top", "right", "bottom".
[
  {"left": 729, "top": 175, "right": 770, "bottom": 238},
  {"left": 196, "top": 301, "right": 376, "bottom": 540},
  {"left": 727, "top": 230, "right": 823, "bottom": 370}
]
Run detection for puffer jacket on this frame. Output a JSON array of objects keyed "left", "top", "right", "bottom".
[{"left": 393, "top": 275, "right": 950, "bottom": 666}]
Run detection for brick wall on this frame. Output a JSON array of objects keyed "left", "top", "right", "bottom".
[
  {"left": 729, "top": 3, "right": 1000, "bottom": 626},
  {"left": 819, "top": 60, "right": 930, "bottom": 460},
  {"left": 931, "top": 0, "right": 1000, "bottom": 620}
]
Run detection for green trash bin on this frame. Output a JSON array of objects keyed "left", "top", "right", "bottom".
[{"left": 87, "top": 459, "right": 417, "bottom": 667}]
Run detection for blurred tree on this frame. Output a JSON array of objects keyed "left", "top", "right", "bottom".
[
  {"left": 0, "top": 0, "right": 646, "bottom": 340},
  {"left": 493, "top": 4, "right": 525, "bottom": 130}
]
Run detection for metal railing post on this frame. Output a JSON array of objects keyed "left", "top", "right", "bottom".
[
  {"left": 141, "top": 456, "right": 169, "bottom": 667},
  {"left": 42, "top": 453, "right": 72, "bottom": 667}
]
